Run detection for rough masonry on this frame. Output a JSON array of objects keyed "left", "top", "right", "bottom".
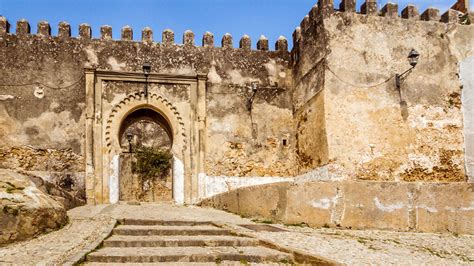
[{"left": 0, "top": 0, "right": 473, "bottom": 222}]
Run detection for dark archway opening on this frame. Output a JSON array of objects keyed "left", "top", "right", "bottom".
[
  {"left": 119, "top": 108, "right": 172, "bottom": 151},
  {"left": 118, "top": 107, "right": 173, "bottom": 202}
]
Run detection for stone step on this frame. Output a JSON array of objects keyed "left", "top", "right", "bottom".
[
  {"left": 113, "top": 225, "right": 233, "bottom": 236},
  {"left": 86, "top": 246, "right": 293, "bottom": 263},
  {"left": 120, "top": 219, "right": 213, "bottom": 226},
  {"left": 103, "top": 235, "right": 259, "bottom": 247},
  {"left": 84, "top": 262, "right": 282, "bottom": 265}
]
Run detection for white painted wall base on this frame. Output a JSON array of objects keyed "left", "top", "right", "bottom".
[
  {"left": 109, "top": 154, "right": 120, "bottom": 204},
  {"left": 461, "top": 56, "right": 474, "bottom": 182},
  {"left": 199, "top": 175, "right": 293, "bottom": 198},
  {"left": 173, "top": 157, "right": 185, "bottom": 204},
  {"left": 294, "top": 165, "right": 344, "bottom": 183}
]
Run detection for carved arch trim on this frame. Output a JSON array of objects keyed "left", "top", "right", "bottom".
[{"left": 104, "top": 91, "right": 187, "bottom": 159}]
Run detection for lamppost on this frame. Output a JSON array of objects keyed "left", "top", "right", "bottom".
[
  {"left": 126, "top": 132, "right": 133, "bottom": 153},
  {"left": 142, "top": 62, "right": 151, "bottom": 98},
  {"left": 395, "top": 49, "right": 420, "bottom": 89}
]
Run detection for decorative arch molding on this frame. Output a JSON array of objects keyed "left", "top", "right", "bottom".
[
  {"left": 104, "top": 91, "right": 188, "bottom": 159},
  {"left": 84, "top": 69, "right": 207, "bottom": 206}
]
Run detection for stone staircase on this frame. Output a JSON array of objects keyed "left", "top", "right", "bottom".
[{"left": 85, "top": 219, "right": 294, "bottom": 264}]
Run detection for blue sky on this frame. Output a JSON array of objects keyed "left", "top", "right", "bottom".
[{"left": 0, "top": 0, "right": 458, "bottom": 49}]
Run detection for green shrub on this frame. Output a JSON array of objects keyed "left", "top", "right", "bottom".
[
  {"left": 132, "top": 146, "right": 172, "bottom": 179},
  {"left": 460, "top": 14, "right": 471, "bottom": 25}
]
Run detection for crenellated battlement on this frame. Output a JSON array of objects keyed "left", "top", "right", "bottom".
[
  {"left": 0, "top": 16, "right": 289, "bottom": 52},
  {"left": 3, "top": 1, "right": 465, "bottom": 54},
  {"left": 291, "top": 0, "right": 471, "bottom": 50}
]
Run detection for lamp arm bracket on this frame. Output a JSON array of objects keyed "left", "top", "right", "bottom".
[
  {"left": 399, "top": 66, "right": 415, "bottom": 78},
  {"left": 396, "top": 66, "right": 415, "bottom": 89}
]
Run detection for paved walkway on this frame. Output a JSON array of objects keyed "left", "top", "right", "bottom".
[{"left": 0, "top": 202, "right": 473, "bottom": 265}]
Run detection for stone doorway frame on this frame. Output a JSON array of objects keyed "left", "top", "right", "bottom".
[
  {"left": 116, "top": 107, "right": 176, "bottom": 204},
  {"left": 84, "top": 68, "right": 207, "bottom": 205}
]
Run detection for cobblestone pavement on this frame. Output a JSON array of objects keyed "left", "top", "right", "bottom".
[
  {"left": 253, "top": 226, "right": 474, "bottom": 265},
  {"left": 0, "top": 213, "right": 115, "bottom": 264},
  {"left": 0, "top": 203, "right": 473, "bottom": 265}
]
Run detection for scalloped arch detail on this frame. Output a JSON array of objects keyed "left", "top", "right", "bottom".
[{"left": 104, "top": 91, "right": 187, "bottom": 153}]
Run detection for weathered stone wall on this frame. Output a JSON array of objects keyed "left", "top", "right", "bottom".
[
  {"left": 0, "top": 19, "right": 296, "bottom": 198},
  {"left": 200, "top": 181, "right": 474, "bottom": 234},
  {"left": 0, "top": 1, "right": 472, "bottom": 207},
  {"left": 323, "top": 12, "right": 471, "bottom": 182},
  {"left": 0, "top": 22, "right": 87, "bottom": 195},
  {"left": 292, "top": 5, "right": 330, "bottom": 174},
  {"left": 199, "top": 3, "right": 474, "bottom": 234},
  {"left": 204, "top": 49, "right": 296, "bottom": 177},
  {"left": 291, "top": 2, "right": 473, "bottom": 182}
]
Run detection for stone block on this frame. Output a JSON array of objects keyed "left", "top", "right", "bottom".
[
  {"left": 317, "top": 0, "right": 334, "bottom": 17},
  {"left": 0, "top": 16, "right": 9, "bottom": 36},
  {"left": 79, "top": 23, "right": 91, "bottom": 39},
  {"left": 300, "top": 15, "right": 310, "bottom": 32},
  {"left": 421, "top": 8, "right": 441, "bottom": 21},
  {"left": 239, "top": 35, "right": 251, "bottom": 50},
  {"left": 441, "top": 9, "right": 460, "bottom": 23},
  {"left": 339, "top": 182, "right": 411, "bottom": 230},
  {"left": 381, "top": 3, "right": 399, "bottom": 18},
  {"left": 275, "top": 36, "right": 288, "bottom": 52},
  {"left": 451, "top": 0, "right": 469, "bottom": 13},
  {"left": 202, "top": 189, "right": 240, "bottom": 214},
  {"left": 183, "top": 30, "right": 194, "bottom": 46},
  {"left": 380, "top": 3, "right": 398, "bottom": 18},
  {"left": 309, "top": 4, "right": 319, "bottom": 20},
  {"left": 292, "top": 27, "right": 302, "bottom": 48},
  {"left": 142, "top": 27, "right": 153, "bottom": 43},
  {"left": 401, "top": 5, "right": 420, "bottom": 19},
  {"left": 16, "top": 19, "right": 30, "bottom": 36},
  {"left": 58, "top": 22, "right": 71, "bottom": 39},
  {"left": 415, "top": 183, "right": 474, "bottom": 234},
  {"left": 257, "top": 35, "right": 269, "bottom": 51},
  {"left": 101, "top": 25, "right": 112, "bottom": 40},
  {"left": 221, "top": 33, "right": 232, "bottom": 49},
  {"left": 361, "top": 0, "right": 377, "bottom": 15},
  {"left": 285, "top": 182, "right": 338, "bottom": 227},
  {"left": 237, "top": 182, "right": 289, "bottom": 221},
  {"left": 162, "top": 29, "right": 174, "bottom": 45},
  {"left": 121, "top": 25, "right": 133, "bottom": 41},
  {"left": 339, "top": 0, "right": 356, "bottom": 12},
  {"left": 37, "top": 21, "right": 50, "bottom": 36},
  {"left": 202, "top": 31, "right": 214, "bottom": 47}
]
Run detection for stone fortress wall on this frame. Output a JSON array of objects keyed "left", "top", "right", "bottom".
[
  {"left": 0, "top": 16, "right": 295, "bottom": 201},
  {"left": 293, "top": 0, "right": 473, "bottom": 183},
  {"left": 0, "top": 0, "right": 473, "bottom": 223},
  {"left": 200, "top": 0, "right": 474, "bottom": 234}
]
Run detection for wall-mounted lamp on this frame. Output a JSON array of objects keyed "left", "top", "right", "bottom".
[
  {"left": 142, "top": 62, "right": 151, "bottom": 97},
  {"left": 407, "top": 49, "right": 420, "bottom": 67},
  {"left": 126, "top": 132, "right": 133, "bottom": 153},
  {"left": 395, "top": 49, "right": 420, "bottom": 120},
  {"left": 246, "top": 82, "right": 258, "bottom": 112},
  {"left": 396, "top": 49, "right": 420, "bottom": 89}
]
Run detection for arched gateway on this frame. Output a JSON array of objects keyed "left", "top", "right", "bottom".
[
  {"left": 118, "top": 108, "right": 173, "bottom": 202},
  {"left": 84, "top": 69, "right": 207, "bottom": 205}
]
